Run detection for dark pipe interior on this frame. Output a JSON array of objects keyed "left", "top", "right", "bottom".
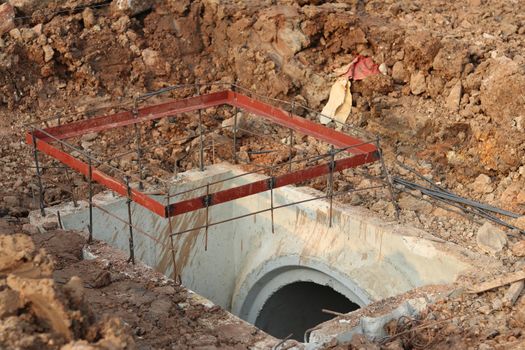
[{"left": 254, "top": 281, "right": 360, "bottom": 341}]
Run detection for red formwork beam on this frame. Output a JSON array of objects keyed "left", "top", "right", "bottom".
[{"left": 26, "top": 89, "right": 379, "bottom": 218}]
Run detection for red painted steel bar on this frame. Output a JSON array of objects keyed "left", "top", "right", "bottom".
[
  {"left": 25, "top": 134, "right": 166, "bottom": 216},
  {"left": 166, "top": 152, "right": 377, "bottom": 217},
  {"left": 34, "top": 91, "right": 230, "bottom": 142},
  {"left": 229, "top": 91, "right": 377, "bottom": 155},
  {"left": 27, "top": 89, "right": 379, "bottom": 219}
]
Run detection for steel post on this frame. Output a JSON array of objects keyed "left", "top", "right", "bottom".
[
  {"left": 204, "top": 183, "right": 210, "bottom": 251},
  {"left": 289, "top": 103, "right": 295, "bottom": 172},
  {"left": 133, "top": 99, "right": 144, "bottom": 190},
  {"left": 31, "top": 130, "right": 46, "bottom": 217},
  {"left": 269, "top": 171, "right": 275, "bottom": 234},
  {"left": 233, "top": 107, "right": 238, "bottom": 164},
  {"left": 125, "top": 176, "right": 135, "bottom": 264},
  {"left": 88, "top": 158, "right": 93, "bottom": 243},
  {"left": 57, "top": 114, "right": 78, "bottom": 207},
  {"left": 166, "top": 185, "right": 179, "bottom": 282},
  {"left": 328, "top": 146, "right": 335, "bottom": 228},
  {"left": 377, "top": 139, "right": 400, "bottom": 220}
]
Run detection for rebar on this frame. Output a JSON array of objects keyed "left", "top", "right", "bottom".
[
  {"left": 125, "top": 176, "right": 135, "bottom": 264},
  {"left": 376, "top": 140, "right": 400, "bottom": 220},
  {"left": 233, "top": 107, "right": 238, "bottom": 164},
  {"left": 196, "top": 83, "right": 205, "bottom": 171},
  {"left": 165, "top": 185, "right": 179, "bottom": 283},
  {"left": 133, "top": 99, "right": 144, "bottom": 190},
  {"left": 171, "top": 184, "right": 386, "bottom": 237},
  {"left": 328, "top": 145, "right": 335, "bottom": 228},
  {"left": 205, "top": 183, "right": 210, "bottom": 251},
  {"left": 31, "top": 130, "right": 46, "bottom": 217},
  {"left": 88, "top": 158, "right": 93, "bottom": 243}
]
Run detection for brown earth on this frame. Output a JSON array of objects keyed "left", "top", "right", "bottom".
[{"left": 1, "top": 0, "right": 525, "bottom": 349}]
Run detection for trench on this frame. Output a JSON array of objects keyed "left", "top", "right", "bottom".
[{"left": 60, "top": 164, "right": 472, "bottom": 343}]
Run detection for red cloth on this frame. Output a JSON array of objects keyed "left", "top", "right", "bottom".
[{"left": 342, "top": 55, "right": 380, "bottom": 80}]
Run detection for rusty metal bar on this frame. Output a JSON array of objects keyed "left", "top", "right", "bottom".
[
  {"left": 228, "top": 91, "right": 377, "bottom": 155},
  {"left": 205, "top": 183, "right": 210, "bottom": 251},
  {"left": 233, "top": 108, "right": 238, "bottom": 164},
  {"left": 196, "top": 84, "right": 205, "bottom": 171},
  {"left": 31, "top": 130, "right": 46, "bottom": 217},
  {"left": 26, "top": 132, "right": 166, "bottom": 216},
  {"left": 165, "top": 185, "right": 179, "bottom": 282},
  {"left": 88, "top": 157, "right": 93, "bottom": 243},
  {"left": 57, "top": 210, "right": 63, "bottom": 230},
  {"left": 167, "top": 141, "right": 374, "bottom": 199},
  {"left": 328, "top": 146, "right": 335, "bottom": 228},
  {"left": 377, "top": 140, "right": 400, "bottom": 220},
  {"left": 288, "top": 128, "right": 294, "bottom": 172},
  {"left": 289, "top": 102, "right": 295, "bottom": 172},
  {"left": 33, "top": 91, "right": 230, "bottom": 141},
  {"left": 57, "top": 115, "right": 79, "bottom": 208},
  {"left": 133, "top": 99, "right": 144, "bottom": 190},
  {"left": 167, "top": 152, "right": 377, "bottom": 217},
  {"left": 269, "top": 170, "right": 275, "bottom": 234},
  {"left": 171, "top": 184, "right": 386, "bottom": 237},
  {"left": 91, "top": 201, "right": 165, "bottom": 245},
  {"left": 27, "top": 89, "right": 379, "bottom": 222},
  {"left": 125, "top": 176, "right": 135, "bottom": 264}
]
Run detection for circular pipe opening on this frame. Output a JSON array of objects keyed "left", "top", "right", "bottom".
[{"left": 254, "top": 281, "right": 360, "bottom": 341}]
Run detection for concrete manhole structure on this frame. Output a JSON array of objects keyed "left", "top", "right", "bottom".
[
  {"left": 58, "top": 164, "right": 475, "bottom": 342},
  {"left": 27, "top": 85, "right": 478, "bottom": 344}
]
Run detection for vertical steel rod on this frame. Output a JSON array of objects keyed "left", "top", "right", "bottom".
[
  {"left": 233, "top": 108, "right": 238, "bottom": 164},
  {"left": 57, "top": 115, "right": 78, "bottom": 207},
  {"left": 133, "top": 99, "right": 144, "bottom": 190},
  {"left": 328, "top": 145, "right": 335, "bottom": 228},
  {"left": 125, "top": 176, "right": 135, "bottom": 264},
  {"left": 269, "top": 171, "right": 275, "bottom": 234},
  {"left": 377, "top": 139, "right": 400, "bottom": 220},
  {"left": 166, "top": 185, "right": 179, "bottom": 283},
  {"left": 288, "top": 103, "right": 295, "bottom": 172},
  {"left": 65, "top": 169, "right": 78, "bottom": 207},
  {"left": 205, "top": 183, "right": 210, "bottom": 251},
  {"left": 31, "top": 130, "right": 46, "bottom": 217},
  {"left": 212, "top": 137, "right": 216, "bottom": 165},
  {"left": 288, "top": 128, "right": 294, "bottom": 172},
  {"left": 196, "top": 84, "right": 204, "bottom": 171},
  {"left": 88, "top": 158, "right": 93, "bottom": 243},
  {"left": 57, "top": 210, "right": 63, "bottom": 230}
]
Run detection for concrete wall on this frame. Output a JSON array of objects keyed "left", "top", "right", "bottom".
[{"left": 61, "top": 164, "right": 474, "bottom": 325}]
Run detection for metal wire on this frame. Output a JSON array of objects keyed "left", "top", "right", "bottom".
[
  {"left": 166, "top": 140, "right": 376, "bottom": 199},
  {"left": 170, "top": 184, "right": 386, "bottom": 237}
]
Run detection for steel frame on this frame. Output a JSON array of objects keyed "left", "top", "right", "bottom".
[{"left": 26, "top": 89, "right": 379, "bottom": 218}]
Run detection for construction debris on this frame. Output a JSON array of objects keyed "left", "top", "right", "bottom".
[
  {"left": 319, "top": 78, "right": 352, "bottom": 126},
  {"left": 468, "top": 270, "right": 525, "bottom": 294},
  {"left": 503, "top": 281, "right": 524, "bottom": 306}
]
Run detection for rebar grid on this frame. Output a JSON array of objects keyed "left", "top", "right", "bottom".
[{"left": 26, "top": 81, "right": 386, "bottom": 279}]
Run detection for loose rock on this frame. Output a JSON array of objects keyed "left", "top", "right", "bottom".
[
  {"left": 0, "top": 3, "right": 15, "bottom": 36},
  {"left": 476, "top": 222, "right": 508, "bottom": 255},
  {"left": 410, "top": 71, "right": 426, "bottom": 95}
]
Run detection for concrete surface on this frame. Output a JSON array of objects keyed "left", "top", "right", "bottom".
[{"left": 59, "top": 163, "right": 477, "bottom": 343}]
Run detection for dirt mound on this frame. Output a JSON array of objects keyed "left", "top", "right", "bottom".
[{"left": 0, "top": 233, "right": 135, "bottom": 350}]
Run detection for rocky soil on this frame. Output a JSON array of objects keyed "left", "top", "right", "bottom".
[{"left": 1, "top": 0, "right": 525, "bottom": 349}]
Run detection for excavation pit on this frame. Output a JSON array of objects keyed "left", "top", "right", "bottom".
[{"left": 59, "top": 164, "right": 475, "bottom": 343}]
